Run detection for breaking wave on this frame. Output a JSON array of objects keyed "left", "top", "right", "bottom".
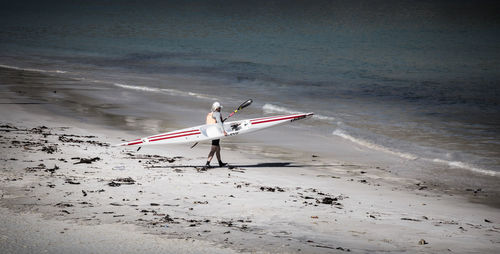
[
  {"left": 431, "top": 159, "right": 497, "bottom": 176},
  {"left": 113, "top": 83, "right": 217, "bottom": 100},
  {"left": 332, "top": 129, "right": 419, "bottom": 160},
  {"left": 333, "top": 129, "right": 498, "bottom": 177},
  {"left": 0, "top": 64, "right": 217, "bottom": 100},
  {"left": 113, "top": 83, "right": 161, "bottom": 92},
  {"left": 262, "top": 103, "right": 335, "bottom": 121},
  {"left": 0, "top": 64, "right": 67, "bottom": 74}
]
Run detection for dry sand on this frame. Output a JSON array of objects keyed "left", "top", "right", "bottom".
[{"left": 1, "top": 101, "right": 499, "bottom": 253}]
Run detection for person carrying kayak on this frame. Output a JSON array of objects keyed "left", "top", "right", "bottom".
[{"left": 204, "top": 101, "right": 228, "bottom": 169}]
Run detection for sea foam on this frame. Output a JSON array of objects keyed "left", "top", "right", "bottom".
[
  {"left": 114, "top": 83, "right": 161, "bottom": 92},
  {"left": 262, "top": 103, "right": 335, "bottom": 121},
  {"left": 431, "top": 159, "right": 497, "bottom": 176},
  {"left": 332, "top": 129, "right": 498, "bottom": 177},
  {"left": 0, "top": 64, "right": 67, "bottom": 74},
  {"left": 113, "top": 83, "right": 217, "bottom": 100},
  {"left": 332, "top": 129, "right": 419, "bottom": 160}
]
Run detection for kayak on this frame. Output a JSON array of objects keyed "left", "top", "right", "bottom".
[{"left": 117, "top": 113, "right": 313, "bottom": 147}]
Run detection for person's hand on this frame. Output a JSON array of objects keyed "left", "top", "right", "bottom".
[{"left": 224, "top": 131, "right": 228, "bottom": 136}]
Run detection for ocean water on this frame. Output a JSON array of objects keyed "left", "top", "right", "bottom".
[{"left": 1, "top": 1, "right": 499, "bottom": 183}]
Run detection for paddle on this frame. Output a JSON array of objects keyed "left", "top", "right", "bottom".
[
  {"left": 190, "top": 99, "right": 253, "bottom": 149},
  {"left": 223, "top": 99, "right": 253, "bottom": 122}
]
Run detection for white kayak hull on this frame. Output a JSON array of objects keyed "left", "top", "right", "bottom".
[{"left": 117, "top": 113, "right": 313, "bottom": 147}]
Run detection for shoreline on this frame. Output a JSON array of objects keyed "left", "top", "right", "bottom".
[
  {"left": 1, "top": 59, "right": 499, "bottom": 176},
  {"left": 1, "top": 63, "right": 499, "bottom": 209},
  {"left": 1, "top": 80, "right": 500, "bottom": 253}
]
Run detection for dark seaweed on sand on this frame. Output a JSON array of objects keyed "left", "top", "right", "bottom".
[
  {"left": 73, "top": 157, "right": 100, "bottom": 164},
  {"left": 108, "top": 177, "right": 135, "bottom": 187}
]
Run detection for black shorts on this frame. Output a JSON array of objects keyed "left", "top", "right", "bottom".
[{"left": 211, "top": 139, "right": 220, "bottom": 146}]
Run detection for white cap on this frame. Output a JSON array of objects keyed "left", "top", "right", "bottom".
[{"left": 211, "top": 101, "right": 222, "bottom": 111}]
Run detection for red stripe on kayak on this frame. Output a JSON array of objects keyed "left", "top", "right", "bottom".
[
  {"left": 127, "top": 141, "right": 143, "bottom": 146},
  {"left": 149, "top": 131, "right": 201, "bottom": 142},
  {"left": 125, "top": 129, "right": 199, "bottom": 145},
  {"left": 249, "top": 114, "right": 299, "bottom": 122},
  {"left": 251, "top": 115, "right": 306, "bottom": 125},
  {"left": 249, "top": 114, "right": 308, "bottom": 123},
  {"left": 148, "top": 129, "right": 199, "bottom": 139}
]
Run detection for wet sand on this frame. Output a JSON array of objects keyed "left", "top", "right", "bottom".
[{"left": 1, "top": 92, "right": 500, "bottom": 253}]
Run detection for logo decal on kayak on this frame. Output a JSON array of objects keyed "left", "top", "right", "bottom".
[
  {"left": 230, "top": 122, "right": 242, "bottom": 131},
  {"left": 291, "top": 115, "right": 306, "bottom": 122}
]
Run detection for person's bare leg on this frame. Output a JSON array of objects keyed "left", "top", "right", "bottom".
[
  {"left": 206, "top": 146, "right": 217, "bottom": 165},
  {"left": 215, "top": 146, "right": 221, "bottom": 162},
  {"left": 215, "top": 146, "right": 227, "bottom": 166}
]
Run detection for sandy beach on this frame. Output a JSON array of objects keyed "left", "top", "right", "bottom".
[
  {"left": 1, "top": 83, "right": 499, "bottom": 253},
  {"left": 1, "top": 2, "right": 500, "bottom": 252}
]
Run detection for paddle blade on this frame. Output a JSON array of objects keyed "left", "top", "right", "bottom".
[{"left": 238, "top": 99, "right": 253, "bottom": 110}]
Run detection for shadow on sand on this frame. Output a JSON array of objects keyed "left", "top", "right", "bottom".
[{"left": 147, "top": 162, "right": 351, "bottom": 169}]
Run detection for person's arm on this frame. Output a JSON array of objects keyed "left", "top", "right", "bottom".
[{"left": 213, "top": 111, "right": 227, "bottom": 135}]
